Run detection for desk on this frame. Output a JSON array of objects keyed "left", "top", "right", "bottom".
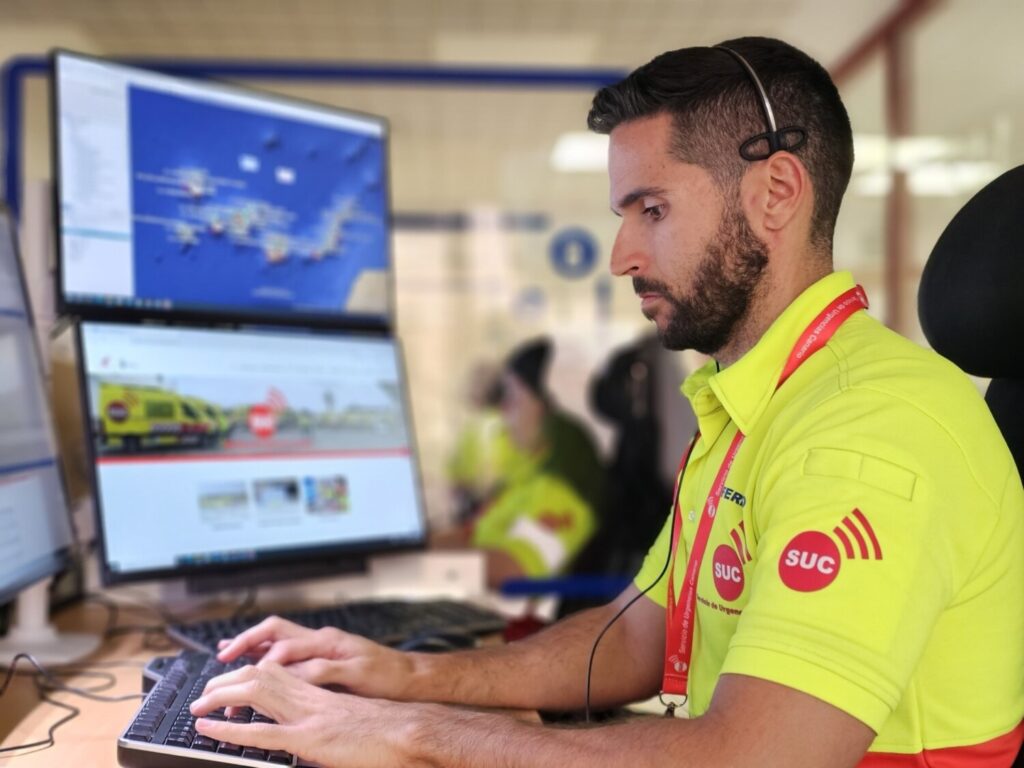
[
  {"left": 0, "top": 601, "right": 174, "bottom": 766},
  {"left": 0, "top": 596, "right": 533, "bottom": 766}
]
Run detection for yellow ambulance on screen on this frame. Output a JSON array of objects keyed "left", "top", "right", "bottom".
[{"left": 97, "top": 383, "right": 221, "bottom": 452}]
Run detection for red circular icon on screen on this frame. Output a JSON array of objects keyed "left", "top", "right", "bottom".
[
  {"left": 106, "top": 401, "right": 129, "bottom": 422},
  {"left": 712, "top": 544, "right": 745, "bottom": 601},
  {"left": 778, "top": 531, "right": 841, "bottom": 592},
  {"left": 248, "top": 404, "right": 276, "bottom": 439}
]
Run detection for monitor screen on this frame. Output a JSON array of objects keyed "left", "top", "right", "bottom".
[
  {"left": 0, "top": 208, "right": 75, "bottom": 604},
  {"left": 54, "top": 51, "right": 392, "bottom": 328},
  {"left": 77, "top": 322, "right": 426, "bottom": 584}
]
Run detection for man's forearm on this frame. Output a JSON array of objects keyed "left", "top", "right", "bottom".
[
  {"left": 402, "top": 589, "right": 664, "bottom": 712},
  {"left": 405, "top": 705, "right": 724, "bottom": 768},
  {"left": 401, "top": 673, "right": 875, "bottom": 768}
]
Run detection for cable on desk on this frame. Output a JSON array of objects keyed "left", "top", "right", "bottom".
[
  {"left": 28, "top": 666, "right": 118, "bottom": 695},
  {"left": 0, "top": 653, "right": 81, "bottom": 756},
  {"left": 230, "top": 586, "right": 258, "bottom": 619},
  {"left": 0, "top": 651, "right": 148, "bottom": 755}
]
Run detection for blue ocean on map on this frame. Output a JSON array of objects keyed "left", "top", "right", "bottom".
[{"left": 128, "top": 85, "right": 388, "bottom": 316}]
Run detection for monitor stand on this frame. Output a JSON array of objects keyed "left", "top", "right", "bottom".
[
  {"left": 184, "top": 555, "right": 368, "bottom": 596},
  {"left": 0, "top": 578, "right": 100, "bottom": 667}
]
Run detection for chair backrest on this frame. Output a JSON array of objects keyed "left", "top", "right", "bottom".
[
  {"left": 918, "top": 164, "right": 1024, "bottom": 474},
  {"left": 917, "top": 163, "right": 1024, "bottom": 767}
]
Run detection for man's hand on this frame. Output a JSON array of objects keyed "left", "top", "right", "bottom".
[
  {"left": 211, "top": 586, "right": 669, "bottom": 713},
  {"left": 216, "top": 616, "right": 417, "bottom": 700},
  {"left": 190, "top": 662, "right": 428, "bottom": 768}
]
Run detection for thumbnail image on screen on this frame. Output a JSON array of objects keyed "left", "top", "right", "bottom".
[
  {"left": 78, "top": 322, "right": 424, "bottom": 582},
  {"left": 55, "top": 51, "right": 391, "bottom": 325}
]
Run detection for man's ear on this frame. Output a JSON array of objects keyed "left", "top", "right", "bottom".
[{"left": 741, "top": 151, "right": 810, "bottom": 237}]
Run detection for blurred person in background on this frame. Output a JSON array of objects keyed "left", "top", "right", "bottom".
[
  {"left": 436, "top": 337, "right": 604, "bottom": 589},
  {"left": 445, "top": 360, "right": 525, "bottom": 525}
]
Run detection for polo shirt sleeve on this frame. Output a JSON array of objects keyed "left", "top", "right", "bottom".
[
  {"left": 632, "top": 511, "right": 673, "bottom": 606},
  {"left": 721, "top": 390, "right": 999, "bottom": 732}
]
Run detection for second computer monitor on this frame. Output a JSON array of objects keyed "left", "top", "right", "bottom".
[
  {"left": 53, "top": 50, "right": 392, "bottom": 328},
  {"left": 77, "top": 322, "right": 426, "bottom": 586},
  {"left": 0, "top": 207, "right": 74, "bottom": 604}
]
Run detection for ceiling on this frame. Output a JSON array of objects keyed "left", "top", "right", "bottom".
[
  {"left": 1, "top": 0, "right": 896, "bottom": 67},
  {"left": 5, "top": 0, "right": 903, "bottom": 212}
]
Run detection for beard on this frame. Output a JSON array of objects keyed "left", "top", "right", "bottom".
[{"left": 633, "top": 205, "right": 769, "bottom": 353}]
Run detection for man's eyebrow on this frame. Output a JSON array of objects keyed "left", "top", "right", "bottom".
[{"left": 612, "top": 186, "right": 668, "bottom": 214}]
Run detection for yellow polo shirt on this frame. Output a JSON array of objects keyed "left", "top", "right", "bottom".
[{"left": 635, "top": 271, "right": 1024, "bottom": 762}]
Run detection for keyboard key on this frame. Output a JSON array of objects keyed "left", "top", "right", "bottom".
[
  {"left": 191, "top": 735, "right": 218, "bottom": 751},
  {"left": 267, "top": 751, "right": 293, "bottom": 764},
  {"left": 218, "top": 742, "right": 244, "bottom": 756},
  {"left": 242, "top": 746, "right": 267, "bottom": 760}
]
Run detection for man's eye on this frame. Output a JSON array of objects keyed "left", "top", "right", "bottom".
[{"left": 643, "top": 204, "right": 665, "bottom": 220}]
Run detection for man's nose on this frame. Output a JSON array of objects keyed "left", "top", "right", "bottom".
[{"left": 609, "top": 222, "right": 645, "bottom": 277}]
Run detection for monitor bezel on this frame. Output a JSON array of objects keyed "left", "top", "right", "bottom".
[
  {"left": 50, "top": 49, "right": 395, "bottom": 333},
  {"left": 0, "top": 202, "right": 75, "bottom": 604},
  {"left": 73, "top": 318, "right": 429, "bottom": 587}
]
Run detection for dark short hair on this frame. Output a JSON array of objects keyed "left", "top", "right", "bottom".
[
  {"left": 587, "top": 37, "right": 854, "bottom": 251},
  {"left": 504, "top": 336, "right": 552, "bottom": 401}
]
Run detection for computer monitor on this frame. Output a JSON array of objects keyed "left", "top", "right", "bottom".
[
  {"left": 53, "top": 50, "right": 392, "bottom": 329},
  {"left": 76, "top": 321, "right": 426, "bottom": 588},
  {"left": 0, "top": 205, "right": 93, "bottom": 665},
  {"left": 0, "top": 206, "right": 74, "bottom": 606}
]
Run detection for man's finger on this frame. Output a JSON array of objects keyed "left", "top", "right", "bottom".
[
  {"left": 192, "top": 679, "right": 288, "bottom": 722},
  {"left": 217, "top": 617, "right": 296, "bottom": 662},
  {"left": 199, "top": 662, "right": 258, "bottom": 698},
  {"left": 284, "top": 658, "right": 335, "bottom": 686},
  {"left": 191, "top": 681, "right": 256, "bottom": 717},
  {"left": 194, "top": 720, "right": 287, "bottom": 753},
  {"left": 260, "top": 635, "right": 323, "bottom": 666}
]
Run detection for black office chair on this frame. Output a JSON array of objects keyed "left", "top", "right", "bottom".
[{"left": 917, "top": 163, "right": 1024, "bottom": 767}]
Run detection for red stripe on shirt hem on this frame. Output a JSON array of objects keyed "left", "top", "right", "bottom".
[{"left": 857, "top": 721, "right": 1023, "bottom": 767}]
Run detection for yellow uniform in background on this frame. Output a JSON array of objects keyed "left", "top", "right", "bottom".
[{"left": 472, "top": 410, "right": 603, "bottom": 579}]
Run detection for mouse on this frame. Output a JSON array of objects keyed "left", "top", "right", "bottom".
[{"left": 395, "top": 632, "right": 477, "bottom": 653}]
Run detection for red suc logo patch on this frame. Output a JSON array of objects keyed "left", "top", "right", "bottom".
[
  {"left": 778, "top": 530, "right": 841, "bottom": 592},
  {"left": 712, "top": 544, "right": 745, "bottom": 601}
]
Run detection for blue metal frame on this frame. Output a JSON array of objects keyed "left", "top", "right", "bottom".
[{"left": 2, "top": 54, "right": 625, "bottom": 219}]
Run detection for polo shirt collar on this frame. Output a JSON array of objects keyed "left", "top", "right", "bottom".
[{"left": 682, "top": 271, "right": 858, "bottom": 439}]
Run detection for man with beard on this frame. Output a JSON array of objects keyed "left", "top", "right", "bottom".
[{"left": 190, "top": 38, "right": 1023, "bottom": 767}]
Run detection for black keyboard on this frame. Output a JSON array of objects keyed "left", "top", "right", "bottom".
[
  {"left": 119, "top": 650, "right": 310, "bottom": 767},
  {"left": 167, "top": 598, "right": 507, "bottom": 652}
]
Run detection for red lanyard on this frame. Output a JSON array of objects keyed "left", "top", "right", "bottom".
[{"left": 662, "top": 285, "right": 868, "bottom": 699}]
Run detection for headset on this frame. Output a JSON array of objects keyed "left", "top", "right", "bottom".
[
  {"left": 583, "top": 46, "right": 807, "bottom": 723},
  {"left": 714, "top": 45, "right": 808, "bottom": 161}
]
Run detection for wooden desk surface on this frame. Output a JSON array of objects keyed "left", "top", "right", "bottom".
[
  {"left": 1, "top": 601, "right": 182, "bottom": 766},
  {"left": 0, "top": 598, "right": 530, "bottom": 766}
]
